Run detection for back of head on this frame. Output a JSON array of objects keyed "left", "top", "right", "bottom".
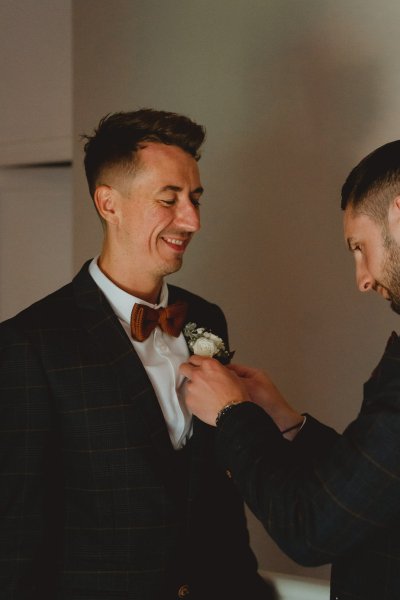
[
  {"left": 83, "top": 108, "right": 206, "bottom": 199},
  {"left": 341, "top": 140, "right": 400, "bottom": 222}
]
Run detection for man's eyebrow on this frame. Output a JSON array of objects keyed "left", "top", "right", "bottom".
[{"left": 158, "top": 185, "right": 204, "bottom": 195}]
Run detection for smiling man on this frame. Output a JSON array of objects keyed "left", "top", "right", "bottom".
[
  {"left": 181, "top": 140, "right": 400, "bottom": 600},
  {"left": 93, "top": 141, "right": 203, "bottom": 301},
  {"left": 0, "top": 110, "right": 276, "bottom": 600}
]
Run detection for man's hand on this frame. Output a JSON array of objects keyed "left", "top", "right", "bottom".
[
  {"left": 180, "top": 355, "right": 248, "bottom": 426},
  {"left": 227, "top": 364, "right": 304, "bottom": 437},
  {"left": 180, "top": 358, "right": 304, "bottom": 438}
]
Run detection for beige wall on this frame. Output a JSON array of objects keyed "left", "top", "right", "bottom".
[
  {"left": 3, "top": 0, "right": 400, "bottom": 583},
  {"left": 0, "top": 0, "right": 71, "bottom": 164},
  {"left": 73, "top": 0, "right": 400, "bottom": 580},
  {"left": 0, "top": 166, "right": 73, "bottom": 320},
  {"left": 0, "top": 0, "right": 73, "bottom": 321}
]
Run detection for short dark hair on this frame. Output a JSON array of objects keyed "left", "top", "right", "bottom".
[
  {"left": 82, "top": 108, "right": 206, "bottom": 199},
  {"left": 341, "top": 140, "right": 400, "bottom": 222}
]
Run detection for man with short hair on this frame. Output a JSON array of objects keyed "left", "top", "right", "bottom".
[
  {"left": 181, "top": 140, "right": 400, "bottom": 600},
  {"left": 0, "top": 109, "right": 275, "bottom": 599}
]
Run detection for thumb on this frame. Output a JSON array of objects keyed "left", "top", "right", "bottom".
[
  {"left": 227, "top": 363, "right": 254, "bottom": 378},
  {"left": 187, "top": 354, "right": 211, "bottom": 366}
]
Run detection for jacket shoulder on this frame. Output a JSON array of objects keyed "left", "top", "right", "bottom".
[
  {"left": 0, "top": 261, "right": 95, "bottom": 335},
  {"left": 168, "top": 284, "right": 222, "bottom": 312},
  {"left": 1, "top": 282, "right": 74, "bottom": 333},
  {"left": 168, "top": 284, "right": 229, "bottom": 345}
]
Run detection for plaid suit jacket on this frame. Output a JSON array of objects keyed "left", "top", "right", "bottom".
[
  {"left": 0, "top": 262, "right": 273, "bottom": 600},
  {"left": 216, "top": 332, "right": 400, "bottom": 600}
]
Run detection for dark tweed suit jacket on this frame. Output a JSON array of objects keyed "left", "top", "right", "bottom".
[
  {"left": 216, "top": 332, "right": 400, "bottom": 600},
  {"left": 0, "top": 262, "right": 273, "bottom": 600}
]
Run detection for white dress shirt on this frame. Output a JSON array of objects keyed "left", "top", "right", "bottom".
[{"left": 89, "top": 258, "right": 192, "bottom": 449}]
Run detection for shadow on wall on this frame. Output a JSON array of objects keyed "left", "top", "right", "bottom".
[
  {"left": 207, "top": 18, "right": 381, "bottom": 403},
  {"left": 202, "top": 16, "right": 381, "bottom": 581}
]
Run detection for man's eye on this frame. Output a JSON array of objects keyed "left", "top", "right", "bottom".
[
  {"left": 160, "top": 199, "right": 176, "bottom": 206},
  {"left": 191, "top": 198, "right": 201, "bottom": 208}
]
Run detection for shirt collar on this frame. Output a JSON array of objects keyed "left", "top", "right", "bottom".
[{"left": 88, "top": 256, "right": 169, "bottom": 325}]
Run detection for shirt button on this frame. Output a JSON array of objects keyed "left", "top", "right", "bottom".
[{"left": 178, "top": 583, "right": 190, "bottom": 597}]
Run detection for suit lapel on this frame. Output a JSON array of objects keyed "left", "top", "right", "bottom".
[
  {"left": 72, "top": 263, "right": 176, "bottom": 476},
  {"left": 72, "top": 267, "right": 226, "bottom": 499},
  {"left": 168, "top": 285, "right": 226, "bottom": 501}
]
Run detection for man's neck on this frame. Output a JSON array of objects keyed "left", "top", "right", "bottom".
[{"left": 97, "top": 255, "right": 163, "bottom": 304}]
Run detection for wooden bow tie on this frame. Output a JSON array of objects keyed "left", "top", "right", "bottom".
[{"left": 130, "top": 301, "right": 188, "bottom": 342}]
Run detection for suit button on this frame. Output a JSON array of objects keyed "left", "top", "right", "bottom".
[
  {"left": 226, "top": 469, "right": 232, "bottom": 478},
  {"left": 178, "top": 584, "right": 190, "bottom": 597}
]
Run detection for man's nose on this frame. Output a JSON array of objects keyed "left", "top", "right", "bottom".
[
  {"left": 175, "top": 200, "right": 201, "bottom": 232},
  {"left": 356, "top": 262, "right": 373, "bottom": 292}
]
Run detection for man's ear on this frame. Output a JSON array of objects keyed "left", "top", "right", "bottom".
[{"left": 94, "top": 185, "right": 119, "bottom": 225}]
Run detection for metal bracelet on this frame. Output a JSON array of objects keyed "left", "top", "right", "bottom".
[{"left": 215, "top": 401, "right": 243, "bottom": 427}]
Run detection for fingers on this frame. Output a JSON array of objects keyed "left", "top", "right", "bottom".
[
  {"left": 187, "top": 354, "right": 213, "bottom": 366},
  {"left": 180, "top": 355, "right": 213, "bottom": 378},
  {"left": 181, "top": 358, "right": 257, "bottom": 383},
  {"left": 227, "top": 363, "right": 257, "bottom": 378},
  {"left": 227, "top": 363, "right": 247, "bottom": 375},
  {"left": 180, "top": 355, "right": 221, "bottom": 375},
  {"left": 180, "top": 362, "right": 194, "bottom": 379}
]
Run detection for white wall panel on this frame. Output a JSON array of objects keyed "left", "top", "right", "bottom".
[
  {"left": 0, "top": 0, "right": 72, "bottom": 165},
  {"left": 0, "top": 166, "right": 73, "bottom": 320}
]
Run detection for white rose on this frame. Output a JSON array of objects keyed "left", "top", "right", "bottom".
[
  {"left": 192, "top": 337, "right": 218, "bottom": 357},
  {"left": 205, "top": 332, "right": 223, "bottom": 346}
]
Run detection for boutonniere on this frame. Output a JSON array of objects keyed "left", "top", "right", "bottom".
[{"left": 183, "top": 322, "right": 234, "bottom": 361}]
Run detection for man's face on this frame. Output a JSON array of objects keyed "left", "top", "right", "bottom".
[
  {"left": 344, "top": 206, "right": 400, "bottom": 314},
  {"left": 107, "top": 142, "right": 203, "bottom": 283}
]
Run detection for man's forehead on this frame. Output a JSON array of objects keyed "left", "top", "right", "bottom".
[
  {"left": 344, "top": 207, "right": 381, "bottom": 241},
  {"left": 135, "top": 142, "right": 202, "bottom": 187},
  {"left": 343, "top": 206, "right": 357, "bottom": 234},
  {"left": 344, "top": 206, "right": 367, "bottom": 228},
  {"left": 99, "top": 142, "right": 202, "bottom": 195}
]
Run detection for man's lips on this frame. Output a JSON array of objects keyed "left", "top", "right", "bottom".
[{"left": 161, "top": 236, "right": 190, "bottom": 252}]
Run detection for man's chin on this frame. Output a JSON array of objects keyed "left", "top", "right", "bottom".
[{"left": 160, "top": 257, "right": 183, "bottom": 277}]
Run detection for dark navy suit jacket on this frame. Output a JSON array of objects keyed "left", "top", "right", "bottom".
[
  {"left": 0, "top": 262, "right": 273, "bottom": 600},
  {"left": 216, "top": 332, "right": 400, "bottom": 600}
]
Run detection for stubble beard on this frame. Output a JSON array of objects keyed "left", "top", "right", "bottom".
[
  {"left": 382, "top": 233, "right": 400, "bottom": 315},
  {"left": 157, "top": 256, "right": 183, "bottom": 280}
]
